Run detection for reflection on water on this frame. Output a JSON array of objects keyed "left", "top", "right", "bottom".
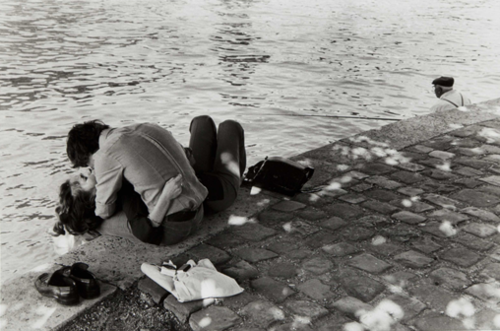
[{"left": 1, "top": 0, "right": 500, "bottom": 282}]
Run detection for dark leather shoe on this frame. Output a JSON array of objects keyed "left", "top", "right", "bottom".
[
  {"left": 66, "top": 262, "right": 100, "bottom": 299},
  {"left": 35, "top": 269, "right": 79, "bottom": 305}
]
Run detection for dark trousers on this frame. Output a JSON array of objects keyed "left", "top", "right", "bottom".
[{"left": 189, "top": 115, "right": 246, "bottom": 212}]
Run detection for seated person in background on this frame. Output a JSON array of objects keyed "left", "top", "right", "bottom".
[
  {"left": 54, "top": 116, "right": 246, "bottom": 245},
  {"left": 430, "top": 76, "right": 472, "bottom": 112}
]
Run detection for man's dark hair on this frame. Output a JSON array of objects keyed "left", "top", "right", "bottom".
[
  {"left": 66, "top": 120, "right": 109, "bottom": 168},
  {"left": 55, "top": 180, "right": 103, "bottom": 235}
]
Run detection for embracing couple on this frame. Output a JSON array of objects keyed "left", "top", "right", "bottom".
[{"left": 53, "top": 115, "right": 246, "bottom": 246}]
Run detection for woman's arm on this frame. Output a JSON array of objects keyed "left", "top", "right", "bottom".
[{"left": 149, "top": 174, "right": 183, "bottom": 227}]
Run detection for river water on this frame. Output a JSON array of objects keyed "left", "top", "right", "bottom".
[{"left": 1, "top": 0, "right": 499, "bottom": 283}]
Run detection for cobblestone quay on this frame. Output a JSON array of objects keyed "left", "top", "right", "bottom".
[{"left": 3, "top": 99, "right": 500, "bottom": 331}]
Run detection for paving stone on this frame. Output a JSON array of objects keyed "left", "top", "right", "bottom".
[
  {"left": 357, "top": 214, "right": 393, "bottom": 227},
  {"left": 397, "top": 186, "right": 425, "bottom": 196},
  {"left": 164, "top": 295, "right": 210, "bottom": 323},
  {"left": 361, "top": 200, "right": 399, "bottom": 215},
  {"left": 318, "top": 216, "right": 348, "bottom": 231},
  {"left": 234, "top": 248, "right": 278, "bottom": 263},
  {"left": 304, "top": 231, "right": 338, "bottom": 249},
  {"left": 187, "top": 244, "right": 232, "bottom": 265},
  {"left": 395, "top": 162, "right": 426, "bottom": 172},
  {"left": 479, "top": 263, "right": 500, "bottom": 282},
  {"left": 189, "top": 306, "right": 241, "bottom": 331},
  {"left": 465, "top": 283, "right": 500, "bottom": 304},
  {"left": 251, "top": 277, "right": 295, "bottom": 303},
  {"left": 412, "top": 313, "right": 467, "bottom": 331},
  {"left": 452, "top": 232, "right": 494, "bottom": 251},
  {"left": 368, "top": 241, "right": 401, "bottom": 256},
  {"left": 386, "top": 294, "right": 426, "bottom": 322},
  {"left": 205, "top": 231, "right": 244, "bottom": 250},
  {"left": 240, "top": 299, "right": 286, "bottom": 328},
  {"left": 365, "top": 176, "right": 404, "bottom": 189},
  {"left": 392, "top": 211, "right": 426, "bottom": 224},
  {"left": 450, "top": 125, "right": 481, "bottom": 137},
  {"left": 480, "top": 175, "right": 500, "bottom": 187},
  {"left": 221, "top": 260, "right": 259, "bottom": 281},
  {"left": 285, "top": 300, "right": 329, "bottom": 320},
  {"left": 419, "top": 179, "right": 459, "bottom": 194},
  {"left": 455, "top": 157, "right": 494, "bottom": 169},
  {"left": 452, "top": 189, "right": 500, "bottom": 207},
  {"left": 474, "top": 308, "right": 500, "bottom": 331},
  {"left": 138, "top": 276, "right": 169, "bottom": 305},
  {"left": 409, "top": 279, "right": 456, "bottom": 312},
  {"left": 266, "top": 240, "right": 297, "bottom": 255},
  {"left": 272, "top": 200, "right": 307, "bottom": 212},
  {"left": 394, "top": 250, "right": 433, "bottom": 269},
  {"left": 329, "top": 296, "right": 373, "bottom": 320},
  {"left": 297, "top": 278, "right": 334, "bottom": 300},
  {"left": 293, "top": 192, "right": 327, "bottom": 206},
  {"left": 350, "top": 183, "right": 373, "bottom": 192},
  {"left": 488, "top": 247, "right": 500, "bottom": 262},
  {"left": 271, "top": 322, "right": 312, "bottom": 331},
  {"left": 454, "top": 166, "right": 484, "bottom": 177},
  {"left": 454, "top": 177, "right": 483, "bottom": 188},
  {"left": 284, "top": 247, "right": 315, "bottom": 261},
  {"left": 429, "top": 150, "right": 456, "bottom": 160},
  {"left": 391, "top": 171, "right": 425, "bottom": 184},
  {"left": 421, "top": 136, "right": 455, "bottom": 150},
  {"left": 423, "top": 193, "right": 462, "bottom": 209},
  {"left": 348, "top": 253, "right": 392, "bottom": 274},
  {"left": 410, "top": 237, "right": 442, "bottom": 254},
  {"left": 481, "top": 144, "right": 500, "bottom": 154},
  {"left": 267, "top": 262, "right": 297, "bottom": 279},
  {"left": 478, "top": 185, "right": 500, "bottom": 198},
  {"left": 341, "top": 275, "right": 385, "bottom": 302},
  {"left": 338, "top": 193, "right": 367, "bottom": 204},
  {"left": 455, "top": 146, "right": 484, "bottom": 156},
  {"left": 323, "top": 203, "right": 364, "bottom": 219},
  {"left": 392, "top": 199, "right": 435, "bottom": 213},
  {"left": 418, "top": 157, "right": 450, "bottom": 168},
  {"left": 382, "top": 271, "right": 417, "bottom": 286},
  {"left": 358, "top": 163, "right": 396, "bottom": 175},
  {"left": 364, "top": 189, "right": 400, "bottom": 202},
  {"left": 451, "top": 138, "right": 482, "bottom": 148},
  {"left": 282, "top": 219, "right": 320, "bottom": 238},
  {"left": 316, "top": 312, "right": 352, "bottom": 331},
  {"left": 429, "top": 267, "right": 471, "bottom": 291},
  {"left": 380, "top": 223, "right": 421, "bottom": 242},
  {"left": 296, "top": 207, "right": 328, "bottom": 221},
  {"left": 427, "top": 209, "right": 469, "bottom": 225},
  {"left": 440, "top": 246, "right": 482, "bottom": 268},
  {"left": 463, "top": 222, "right": 497, "bottom": 238},
  {"left": 484, "top": 154, "right": 500, "bottom": 162},
  {"left": 221, "top": 291, "right": 257, "bottom": 311},
  {"left": 423, "top": 169, "right": 457, "bottom": 180},
  {"left": 420, "top": 221, "right": 456, "bottom": 238},
  {"left": 302, "top": 256, "right": 334, "bottom": 275},
  {"left": 230, "top": 223, "right": 277, "bottom": 242},
  {"left": 343, "top": 226, "right": 376, "bottom": 242},
  {"left": 322, "top": 242, "right": 360, "bottom": 257},
  {"left": 258, "top": 209, "right": 292, "bottom": 226}
]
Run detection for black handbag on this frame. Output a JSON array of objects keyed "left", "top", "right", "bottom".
[{"left": 243, "top": 157, "right": 314, "bottom": 196}]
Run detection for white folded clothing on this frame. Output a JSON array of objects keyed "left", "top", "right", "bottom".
[{"left": 141, "top": 258, "right": 244, "bottom": 303}]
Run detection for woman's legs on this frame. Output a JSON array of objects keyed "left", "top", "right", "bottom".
[{"left": 189, "top": 116, "right": 246, "bottom": 213}]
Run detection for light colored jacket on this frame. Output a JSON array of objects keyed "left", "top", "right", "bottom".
[
  {"left": 93, "top": 123, "right": 208, "bottom": 219},
  {"left": 431, "top": 90, "right": 472, "bottom": 112}
]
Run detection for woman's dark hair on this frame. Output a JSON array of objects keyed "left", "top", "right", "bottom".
[
  {"left": 55, "top": 180, "right": 103, "bottom": 235},
  {"left": 67, "top": 120, "right": 109, "bottom": 168}
]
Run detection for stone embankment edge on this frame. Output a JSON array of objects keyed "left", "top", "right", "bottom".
[{"left": 1, "top": 98, "right": 499, "bottom": 331}]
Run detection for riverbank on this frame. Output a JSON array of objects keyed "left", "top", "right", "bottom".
[{"left": 2, "top": 97, "right": 500, "bottom": 331}]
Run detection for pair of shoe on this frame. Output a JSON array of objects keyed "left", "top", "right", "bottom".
[{"left": 35, "top": 262, "right": 100, "bottom": 305}]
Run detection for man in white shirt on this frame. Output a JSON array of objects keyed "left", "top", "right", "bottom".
[{"left": 430, "top": 76, "right": 472, "bottom": 112}]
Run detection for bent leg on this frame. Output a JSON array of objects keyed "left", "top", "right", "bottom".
[
  {"left": 189, "top": 115, "right": 217, "bottom": 174},
  {"left": 205, "top": 120, "right": 246, "bottom": 212}
]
